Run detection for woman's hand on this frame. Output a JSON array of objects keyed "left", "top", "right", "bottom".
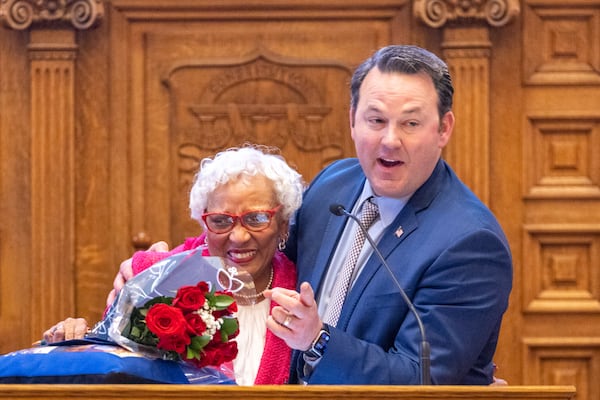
[
  {"left": 42, "top": 317, "right": 89, "bottom": 344},
  {"left": 265, "top": 282, "right": 323, "bottom": 351}
]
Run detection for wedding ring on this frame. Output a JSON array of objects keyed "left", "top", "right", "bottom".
[
  {"left": 51, "top": 323, "right": 64, "bottom": 334},
  {"left": 282, "top": 315, "right": 292, "bottom": 328}
]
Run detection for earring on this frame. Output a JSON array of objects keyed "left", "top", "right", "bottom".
[{"left": 278, "top": 236, "right": 287, "bottom": 251}]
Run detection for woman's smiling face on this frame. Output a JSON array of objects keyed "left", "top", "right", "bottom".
[{"left": 204, "top": 174, "right": 287, "bottom": 289}]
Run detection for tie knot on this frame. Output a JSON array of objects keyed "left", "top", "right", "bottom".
[{"left": 360, "top": 197, "right": 379, "bottom": 226}]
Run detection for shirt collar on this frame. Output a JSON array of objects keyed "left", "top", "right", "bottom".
[{"left": 356, "top": 183, "right": 412, "bottom": 228}]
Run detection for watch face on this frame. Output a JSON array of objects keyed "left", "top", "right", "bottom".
[{"left": 306, "top": 329, "right": 330, "bottom": 358}]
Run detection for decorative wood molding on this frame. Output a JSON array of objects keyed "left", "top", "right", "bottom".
[
  {"left": 522, "top": 224, "right": 600, "bottom": 313},
  {"left": 523, "top": 3, "right": 600, "bottom": 85},
  {"left": 160, "top": 48, "right": 351, "bottom": 245},
  {"left": 0, "top": 384, "right": 579, "bottom": 400},
  {"left": 414, "top": 0, "right": 520, "bottom": 28},
  {"left": 413, "top": 1, "right": 519, "bottom": 204},
  {"left": 523, "top": 114, "right": 600, "bottom": 199},
  {"left": 440, "top": 26, "right": 492, "bottom": 203},
  {"left": 523, "top": 337, "right": 600, "bottom": 397},
  {"left": 28, "top": 27, "right": 78, "bottom": 336},
  {"left": 0, "top": 0, "right": 104, "bottom": 30},
  {"left": 0, "top": 1, "right": 104, "bottom": 338}
]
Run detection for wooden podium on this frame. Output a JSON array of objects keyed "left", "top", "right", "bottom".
[{"left": 0, "top": 385, "right": 576, "bottom": 400}]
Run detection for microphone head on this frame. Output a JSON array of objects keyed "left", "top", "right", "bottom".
[{"left": 329, "top": 203, "right": 347, "bottom": 216}]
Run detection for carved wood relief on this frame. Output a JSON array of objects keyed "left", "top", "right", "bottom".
[
  {"left": 442, "top": 27, "right": 492, "bottom": 204},
  {"left": 29, "top": 28, "right": 78, "bottom": 337},
  {"left": 166, "top": 50, "right": 348, "bottom": 179},
  {"left": 0, "top": 0, "right": 104, "bottom": 30},
  {"left": 0, "top": 0, "right": 105, "bottom": 345},
  {"left": 520, "top": 2, "right": 600, "bottom": 394},
  {"left": 117, "top": 16, "right": 398, "bottom": 248},
  {"left": 414, "top": 0, "right": 519, "bottom": 28},
  {"left": 524, "top": 2, "right": 600, "bottom": 85},
  {"left": 415, "top": 0, "right": 519, "bottom": 202},
  {"left": 523, "top": 337, "right": 600, "bottom": 400},
  {"left": 162, "top": 50, "right": 351, "bottom": 243},
  {"left": 1, "top": 1, "right": 599, "bottom": 398},
  {"left": 524, "top": 115, "right": 600, "bottom": 198},
  {"left": 523, "top": 226, "right": 600, "bottom": 312}
]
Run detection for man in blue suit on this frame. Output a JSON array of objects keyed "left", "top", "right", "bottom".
[{"left": 266, "top": 45, "right": 512, "bottom": 385}]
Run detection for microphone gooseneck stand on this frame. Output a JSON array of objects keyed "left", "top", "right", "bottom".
[{"left": 329, "top": 204, "right": 431, "bottom": 385}]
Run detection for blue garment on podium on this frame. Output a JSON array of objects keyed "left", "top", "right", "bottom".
[
  {"left": 0, "top": 338, "right": 234, "bottom": 384},
  {"left": 0, "top": 251, "right": 242, "bottom": 384}
]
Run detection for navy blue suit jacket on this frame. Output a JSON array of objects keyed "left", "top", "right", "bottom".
[{"left": 285, "top": 158, "right": 512, "bottom": 384}]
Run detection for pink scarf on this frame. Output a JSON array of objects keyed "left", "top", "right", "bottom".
[{"left": 131, "top": 234, "right": 296, "bottom": 384}]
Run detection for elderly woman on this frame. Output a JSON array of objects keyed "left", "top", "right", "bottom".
[{"left": 43, "top": 145, "right": 305, "bottom": 385}]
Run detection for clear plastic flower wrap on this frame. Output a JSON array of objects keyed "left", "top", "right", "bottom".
[
  {"left": 88, "top": 247, "right": 257, "bottom": 384},
  {"left": 0, "top": 247, "right": 259, "bottom": 384}
]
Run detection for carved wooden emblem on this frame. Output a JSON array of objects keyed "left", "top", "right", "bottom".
[
  {"left": 0, "top": 0, "right": 104, "bottom": 30},
  {"left": 414, "top": 0, "right": 519, "bottom": 28},
  {"left": 186, "top": 57, "right": 333, "bottom": 152},
  {"left": 162, "top": 49, "right": 350, "bottom": 188}
]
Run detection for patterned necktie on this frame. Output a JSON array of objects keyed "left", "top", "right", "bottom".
[{"left": 324, "top": 197, "right": 380, "bottom": 327}]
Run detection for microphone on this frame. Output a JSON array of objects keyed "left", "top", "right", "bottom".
[{"left": 329, "top": 203, "right": 431, "bottom": 385}]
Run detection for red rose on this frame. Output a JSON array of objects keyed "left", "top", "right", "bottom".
[
  {"left": 197, "top": 281, "right": 210, "bottom": 292},
  {"left": 125, "top": 281, "right": 238, "bottom": 369},
  {"left": 185, "top": 312, "right": 207, "bottom": 336},
  {"left": 157, "top": 333, "right": 191, "bottom": 353},
  {"left": 228, "top": 301, "right": 238, "bottom": 313},
  {"left": 173, "top": 285, "right": 206, "bottom": 312},
  {"left": 183, "top": 341, "right": 238, "bottom": 368},
  {"left": 221, "top": 341, "right": 238, "bottom": 360},
  {"left": 201, "top": 341, "right": 238, "bottom": 367},
  {"left": 145, "top": 303, "right": 188, "bottom": 338},
  {"left": 213, "top": 309, "right": 229, "bottom": 319}
]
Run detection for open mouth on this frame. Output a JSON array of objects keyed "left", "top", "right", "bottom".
[{"left": 378, "top": 158, "right": 402, "bottom": 167}]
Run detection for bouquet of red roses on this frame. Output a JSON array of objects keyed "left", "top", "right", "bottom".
[{"left": 121, "top": 281, "right": 239, "bottom": 368}]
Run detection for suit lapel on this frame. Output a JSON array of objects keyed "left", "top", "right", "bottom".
[
  {"left": 336, "top": 159, "right": 449, "bottom": 329},
  {"left": 309, "top": 172, "right": 365, "bottom": 293}
]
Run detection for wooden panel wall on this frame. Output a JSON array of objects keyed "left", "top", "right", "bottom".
[
  {"left": 518, "top": 3, "right": 600, "bottom": 400},
  {"left": 0, "top": 1, "right": 599, "bottom": 399}
]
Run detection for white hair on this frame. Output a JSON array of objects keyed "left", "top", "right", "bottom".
[{"left": 189, "top": 146, "right": 305, "bottom": 226}]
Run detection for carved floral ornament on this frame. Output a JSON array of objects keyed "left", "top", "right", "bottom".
[
  {"left": 0, "top": 0, "right": 104, "bottom": 30},
  {"left": 414, "top": 0, "right": 519, "bottom": 28}
]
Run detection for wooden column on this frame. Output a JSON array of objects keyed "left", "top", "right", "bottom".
[
  {"left": 442, "top": 26, "right": 492, "bottom": 204},
  {"left": 28, "top": 28, "right": 78, "bottom": 335},
  {"left": 0, "top": 0, "right": 104, "bottom": 340},
  {"left": 414, "top": 0, "right": 519, "bottom": 204}
]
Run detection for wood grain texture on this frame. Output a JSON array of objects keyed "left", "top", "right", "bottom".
[
  {"left": 0, "top": 385, "right": 577, "bottom": 400},
  {"left": 0, "top": 2, "right": 598, "bottom": 400}
]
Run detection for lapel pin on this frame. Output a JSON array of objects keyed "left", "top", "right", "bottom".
[{"left": 395, "top": 226, "right": 404, "bottom": 238}]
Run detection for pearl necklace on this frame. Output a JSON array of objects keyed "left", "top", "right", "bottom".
[{"left": 235, "top": 267, "right": 274, "bottom": 300}]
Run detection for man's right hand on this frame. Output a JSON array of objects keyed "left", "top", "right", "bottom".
[{"left": 105, "top": 241, "right": 170, "bottom": 307}]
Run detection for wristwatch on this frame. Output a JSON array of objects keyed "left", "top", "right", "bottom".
[{"left": 304, "top": 324, "right": 330, "bottom": 359}]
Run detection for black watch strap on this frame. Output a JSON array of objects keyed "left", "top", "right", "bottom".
[{"left": 304, "top": 324, "right": 330, "bottom": 359}]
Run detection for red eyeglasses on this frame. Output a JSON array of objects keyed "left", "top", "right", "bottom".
[{"left": 201, "top": 205, "right": 282, "bottom": 234}]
